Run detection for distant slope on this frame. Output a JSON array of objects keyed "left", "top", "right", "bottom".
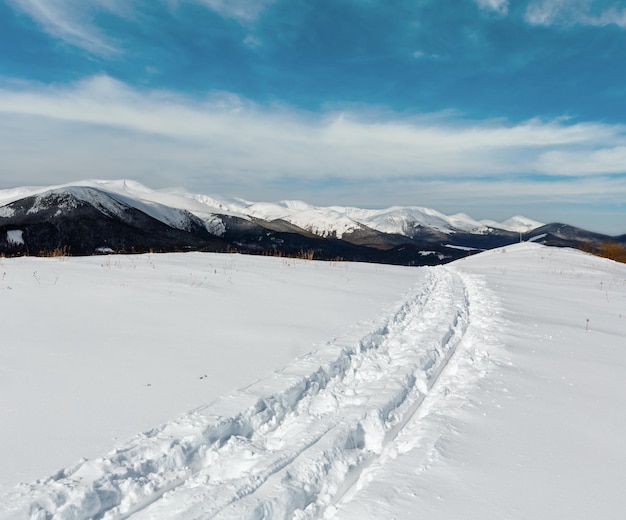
[{"left": 524, "top": 222, "right": 621, "bottom": 248}]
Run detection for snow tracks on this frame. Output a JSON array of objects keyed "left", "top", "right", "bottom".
[{"left": 1, "top": 266, "right": 481, "bottom": 520}]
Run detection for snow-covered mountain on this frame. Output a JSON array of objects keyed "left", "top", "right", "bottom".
[
  {"left": 0, "top": 179, "right": 619, "bottom": 263},
  {"left": 0, "top": 184, "right": 229, "bottom": 256},
  {"left": 480, "top": 214, "right": 544, "bottom": 233},
  {"left": 0, "top": 181, "right": 226, "bottom": 235},
  {"left": 0, "top": 179, "right": 537, "bottom": 237}
]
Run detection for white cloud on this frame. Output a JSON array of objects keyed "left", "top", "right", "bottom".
[
  {"left": 525, "top": 0, "right": 626, "bottom": 28},
  {"left": 191, "top": 0, "right": 276, "bottom": 22},
  {"left": 1, "top": 75, "right": 619, "bottom": 177},
  {"left": 475, "top": 0, "right": 509, "bottom": 15},
  {"left": 412, "top": 50, "right": 441, "bottom": 60},
  {"left": 243, "top": 34, "right": 263, "bottom": 48},
  {"left": 0, "top": 75, "right": 625, "bottom": 226},
  {"left": 536, "top": 146, "right": 626, "bottom": 175},
  {"left": 6, "top": 0, "right": 130, "bottom": 55}
]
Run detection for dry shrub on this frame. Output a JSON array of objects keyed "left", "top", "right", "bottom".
[
  {"left": 297, "top": 249, "right": 315, "bottom": 261},
  {"left": 42, "top": 246, "right": 70, "bottom": 257},
  {"left": 596, "top": 241, "right": 626, "bottom": 264}
]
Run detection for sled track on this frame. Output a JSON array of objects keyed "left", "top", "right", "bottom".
[{"left": 1, "top": 266, "right": 474, "bottom": 520}]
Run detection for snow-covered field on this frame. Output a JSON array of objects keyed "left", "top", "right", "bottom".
[{"left": 1, "top": 243, "right": 625, "bottom": 519}]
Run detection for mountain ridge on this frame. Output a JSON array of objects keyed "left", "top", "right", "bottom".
[{"left": 0, "top": 180, "right": 622, "bottom": 264}]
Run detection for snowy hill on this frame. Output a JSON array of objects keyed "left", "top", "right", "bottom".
[{"left": 1, "top": 244, "right": 625, "bottom": 519}]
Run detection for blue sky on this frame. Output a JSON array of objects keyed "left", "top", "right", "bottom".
[{"left": 1, "top": 0, "right": 625, "bottom": 233}]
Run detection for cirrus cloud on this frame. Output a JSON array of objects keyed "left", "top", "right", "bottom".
[
  {"left": 525, "top": 0, "right": 626, "bottom": 28},
  {"left": 6, "top": 0, "right": 276, "bottom": 56},
  {"left": 191, "top": 0, "right": 277, "bottom": 22},
  {"left": 5, "top": 0, "right": 131, "bottom": 55},
  {"left": 474, "top": 0, "right": 509, "bottom": 15}
]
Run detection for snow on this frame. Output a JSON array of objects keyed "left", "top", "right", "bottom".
[
  {"left": 1, "top": 243, "right": 625, "bottom": 519},
  {"left": 5, "top": 230, "right": 24, "bottom": 245},
  {"left": 0, "top": 253, "right": 418, "bottom": 493},
  {"left": 0, "top": 206, "right": 15, "bottom": 218},
  {"left": 332, "top": 244, "right": 626, "bottom": 519},
  {"left": 0, "top": 179, "right": 541, "bottom": 239},
  {"left": 95, "top": 247, "right": 115, "bottom": 254},
  {"left": 344, "top": 206, "right": 489, "bottom": 236},
  {"left": 17, "top": 185, "right": 211, "bottom": 235},
  {"left": 444, "top": 244, "right": 482, "bottom": 251},
  {"left": 481, "top": 214, "right": 544, "bottom": 233},
  {"left": 235, "top": 200, "right": 489, "bottom": 238},
  {"left": 240, "top": 201, "right": 363, "bottom": 239},
  {"left": 500, "top": 214, "right": 544, "bottom": 232},
  {"left": 237, "top": 201, "right": 496, "bottom": 238}
]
